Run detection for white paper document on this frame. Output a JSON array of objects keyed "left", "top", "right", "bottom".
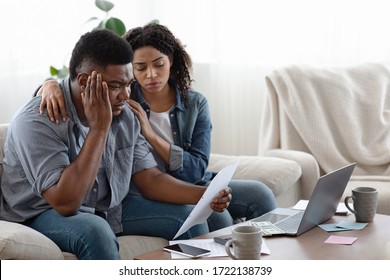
[
  {"left": 169, "top": 238, "right": 270, "bottom": 259},
  {"left": 293, "top": 199, "right": 351, "bottom": 215},
  {"left": 173, "top": 161, "right": 240, "bottom": 239}
]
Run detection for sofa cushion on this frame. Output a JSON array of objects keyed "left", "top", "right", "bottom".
[
  {"left": 0, "top": 220, "right": 64, "bottom": 260},
  {"left": 209, "top": 153, "right": 302, "bottom": 197}
]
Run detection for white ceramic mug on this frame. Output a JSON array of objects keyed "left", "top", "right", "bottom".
[
  {"left": 344, "top": 187, "right": 378, "bottom": 222},
  {"left": 225, "top": 225, "right": 262, "bottom": 260}
]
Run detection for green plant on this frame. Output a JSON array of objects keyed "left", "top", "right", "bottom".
[
  {"left": 89, "top": 0, "right": 126, "bottom": 36},
  {"left": 49, "top": 0, "right": 126, "bottom": 79}
]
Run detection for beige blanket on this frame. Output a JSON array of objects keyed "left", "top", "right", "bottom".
[{"left": 260, "top": 63, "right": 390, "bottom": 176}]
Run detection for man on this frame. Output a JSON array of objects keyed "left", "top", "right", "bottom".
[{"left": 0, "top": 29, "right": 231, "bottom": 259}]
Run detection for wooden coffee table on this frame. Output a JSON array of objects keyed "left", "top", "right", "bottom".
[{"left": 134, "top": 213, "right": 390, "bottom": 260}]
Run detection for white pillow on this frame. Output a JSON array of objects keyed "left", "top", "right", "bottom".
[
  {"left": 208, "top": 153, "right": 301, "bottom": 196},
  {"left": 0, "top": 220, "right": 64, "bottom": 260}
]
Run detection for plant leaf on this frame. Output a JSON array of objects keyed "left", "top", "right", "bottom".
[
  {"left": 86, "top": 16, "right": 99, "bottom": 23},
  {"left": 50, "top": 66, "right": 59, "bottom": 76},
  {"left": 95, "top": 0, "right": 114, "bottom": 12},
  {"left": 104, "top": 17, "right": 126, "bottom": 36}
]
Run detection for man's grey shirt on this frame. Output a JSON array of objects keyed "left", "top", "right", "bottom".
[{"left": 0, "top": 77, "right": 157, "bottom": 233}]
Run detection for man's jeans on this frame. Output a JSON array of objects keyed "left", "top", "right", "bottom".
[
  {"left": 24, "top": 209, "right": 121, "bottom": 259},
  {"left": 24, "top": 195, "right": 209, "bottom": 260}
]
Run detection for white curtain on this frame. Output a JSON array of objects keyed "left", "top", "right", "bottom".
[{"left": 2, "top": 0, "right": 390, "bottom": 155}]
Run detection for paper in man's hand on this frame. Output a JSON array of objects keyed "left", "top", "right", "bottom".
[{"left": 173, "top": 161, "right": 240, "bottom": 239}]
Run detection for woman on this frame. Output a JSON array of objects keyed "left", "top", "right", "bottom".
[{"left": 39, "top": 23, "right": 276, "bottom": 231}]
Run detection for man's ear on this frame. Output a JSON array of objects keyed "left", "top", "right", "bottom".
[{"left": 77, "top": 73, "right": 88, "bottom": 91}]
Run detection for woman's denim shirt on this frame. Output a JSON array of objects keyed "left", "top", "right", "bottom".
[{"left": 133, "top": 81, "right": 213, "bottom": 184}]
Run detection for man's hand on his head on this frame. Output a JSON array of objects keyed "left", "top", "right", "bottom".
[{"left": 82, "top": 71, "right": 112, "bottom": 132}]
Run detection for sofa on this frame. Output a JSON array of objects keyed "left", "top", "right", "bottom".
[
  {"left": 0, "top": 122, "right": 315, "bottom": 259},
  {"left": 259, "top": 63, "right": 390, "bottom": 215}
]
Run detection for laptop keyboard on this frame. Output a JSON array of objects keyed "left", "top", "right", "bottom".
[{"left": 274, "top": 211, "right": 304, "bottom": 232}]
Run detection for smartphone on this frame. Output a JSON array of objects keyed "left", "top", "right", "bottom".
[
  {"left": 213, "top": 234, "right": 232, "bottom": 246},
  {"left": 163, "top": 243, "right": 211, "bottom": 258}
]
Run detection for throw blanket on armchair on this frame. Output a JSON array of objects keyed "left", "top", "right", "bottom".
[{"left": 260, "top": 63, "right": 390, "bottom": 177}]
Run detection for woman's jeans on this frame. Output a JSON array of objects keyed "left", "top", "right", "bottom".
[{"left": 207, "top": 179, "right": 276, "bottom": 231}]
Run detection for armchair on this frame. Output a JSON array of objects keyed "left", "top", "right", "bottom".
[{"left": 259, "top": 63, "right": 390, "bottom": 215}]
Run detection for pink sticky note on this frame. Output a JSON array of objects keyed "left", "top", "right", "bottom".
[{"left": 324, "top": 235, "right": 358, "bottom": 245}]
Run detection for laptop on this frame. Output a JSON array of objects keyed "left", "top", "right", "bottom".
[{"left": 251, "top": 162, "right": 356, "bottom": 236}]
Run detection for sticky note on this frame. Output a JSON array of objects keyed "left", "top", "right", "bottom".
[{"left": 324, "top": 235, "right": 358, "bottom": 245}]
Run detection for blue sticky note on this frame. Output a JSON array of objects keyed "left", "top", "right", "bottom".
[
  {"left": 318, "top": 221, "right": 368, "bottom": 232},
  {"left": 318, "top": 223, "right": 351, "bottom": 232},
  {"left": 336, "top": 221, "right": 367, "bottom": 230}
]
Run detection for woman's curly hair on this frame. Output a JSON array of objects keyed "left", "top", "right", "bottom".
[{"left": 123, "top": 23, "right": 193, "bottom": 98}]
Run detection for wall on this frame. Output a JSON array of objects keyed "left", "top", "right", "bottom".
[
  {"left": 0, "top": 0, "right": 153, "bottom": 123},
  {"left": 2, "top": 0, "right": 390, "bottom": 156},
  {"left": 192, "top": 63, "right": 274, "bottom": 155}
]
